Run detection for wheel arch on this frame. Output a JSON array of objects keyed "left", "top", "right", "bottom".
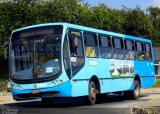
[
  {"left": 89, "top": 75, "right": 101, "bottom": 94},
  {"left": 134, "top": 75, "right": 141, "bottom": 87}
]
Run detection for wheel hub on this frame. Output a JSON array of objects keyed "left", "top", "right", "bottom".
[
  {"left": 91, "top": 87, "right": 96, "bottom": 99},
  {"left": 135, "top": 86, "right": 140, "bottom": 97}
]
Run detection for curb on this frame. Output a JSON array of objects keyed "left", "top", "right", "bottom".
[
  {"left": 141, "top": 88, "right": 160, "bottom": 93},
  {"left": 131, "top": 107, "right": 159, "bottom": 114},
  {"left": 132, "top": 98, "right": 160, "bottom": 114}
]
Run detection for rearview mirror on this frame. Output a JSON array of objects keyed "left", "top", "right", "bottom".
[{"left": 3, "top": 41, "right": 9, "bottom": 60}]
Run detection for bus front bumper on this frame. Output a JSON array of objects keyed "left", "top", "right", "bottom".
[{"left": 11, "top": 81, "right": 72, "bottom": 101}]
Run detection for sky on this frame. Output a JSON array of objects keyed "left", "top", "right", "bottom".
[{"left": 84, "top": 0, "right": 160, "bottom": 10}]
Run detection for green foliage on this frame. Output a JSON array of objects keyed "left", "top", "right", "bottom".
[
  {"left": 148, "top": 7, "right": 160, "bottom": 47},
  {"left": 123, "top": 6, "right": 154, "bottom": 38},
  {"left": 0, "top": 0, "right": 160, "bottom": 50},
  {"left": 0, "top": 79, "right": 9, "bottom": 92},
  {"left": 154, "top": 79, "right": 160, "bottom": 87},
  {"left": 0, "top": 0, "right": 160, "bottom": 78}
]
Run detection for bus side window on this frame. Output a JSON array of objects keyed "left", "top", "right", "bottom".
[
  {"left": 145, "top": 43, "right": 152, "bottom": 61},
  {"left": 125, "top": 40, "right": 135, "bottom": 60},
  {"left": 136, "top": 42, "right": 145, "bottom": 60},
  {"left": 84, "top": 32, "right": 98, "bottom": 58},
  {"left": 99, "top": 35, "right": 112, "bottom": 59},
  {"left": 112, "top": 37, "right": 125, "bottom": 60},
  {"left": 68, "top": 33, "right": 83, "bottom": 57}
]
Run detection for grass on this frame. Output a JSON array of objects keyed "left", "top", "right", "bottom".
[{"left": 154, "top": 78, "right": 160, "bottom": 88}]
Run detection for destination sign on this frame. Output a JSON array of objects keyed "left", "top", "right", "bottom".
[{"left": 20, "top": 29, "right": 54, "bottom": 38}]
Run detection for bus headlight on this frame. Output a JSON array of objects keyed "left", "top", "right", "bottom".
[
  {"left": 51, "top": 80, "right": 63, "bottom": 87},
  {"left": 51, "top": 82, "right": 55, "bottom": 86},
  {"left": 56, "top": 80, "right": 63, "bottom": 85},
  {"left": 12, "top": 84, "right": 23, "bottom": 90}
]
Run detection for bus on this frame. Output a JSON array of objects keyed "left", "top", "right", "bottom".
[{"left": 8, "top": 22, "right": 155, "bottom": 105}]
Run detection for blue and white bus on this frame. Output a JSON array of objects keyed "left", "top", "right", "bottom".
[{"left": 9, "top": 23, "right": 155, "bottom": 105}]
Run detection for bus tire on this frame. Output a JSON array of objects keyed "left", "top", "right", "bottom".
[
  {"left": 87, "top": 81, "right": 96, "bottom": 105},
  {"left": 124, "top": 80, "right": 140, "bottom": 100},
  {"left": 132, "top": 80, "right": 140, "bottom": 99},
  {"left": 41, "top": 97, "right": 54, "bottom": 106}
]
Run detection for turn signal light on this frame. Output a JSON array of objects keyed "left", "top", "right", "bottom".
[{"left": 32, "top": 90, "right": 40, "bottom": 95}]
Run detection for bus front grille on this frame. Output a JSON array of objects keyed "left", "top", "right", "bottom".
[{"left": 16, "top": 91, "right": 60, "bottom": 99}]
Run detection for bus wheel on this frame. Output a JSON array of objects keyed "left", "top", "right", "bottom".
[
  {"left": 41, "top": 97, "right": 54, "bottom": 106},
  {"left": 124, "top": 80, "right": 140, "bottom": 100},
  {"left": 133, "top": 80, "right": 140, "bottom": 99},
  {"left": 88, "top": 81, "right": 96, "bottom": 105}
]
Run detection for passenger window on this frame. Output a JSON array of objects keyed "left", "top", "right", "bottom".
[
  {"left": 145, "top": 43, "right": 151, "bottom": 52},
  {"left": 145, "top": 43, "right": 152, "bottom": 61},
  {"left": 136, "top": 42, "right": 142, "bottom": 51},
  {"left": 113, "top": 38, "right": 121, "bottom": 49},
  {"left": 84, "top": 32, "right": 99, "bottom": 58},
  {"left": 136, "top": 42, "right": 145, "bottom": 60},
  {"left": 125, "top": 40, "right": 135, "bottom": 60},
  {"left": 126, "top": 40, "right": 132, "bottom": 50},
  {"left": 113, "top": 37, "right": 125, "bottom": 60},
  {"left": 84, "top": 33, "right": 97, "bottom": 46},
  {"left": 68, "top": 31, "right": 84, "bottom": 57},
  {"left": 99, "top": 35, "right": 112, "bottom": 59},
  {"left": 99, "top": 35, "right": 111, "bottom": 47}
]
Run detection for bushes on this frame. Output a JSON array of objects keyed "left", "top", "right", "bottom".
[
  {"left": 154, "top": 78, "right": 160, "bottom": 87},
  {"left": 0, "top": 79, "right": 9, "bottom": 92}
]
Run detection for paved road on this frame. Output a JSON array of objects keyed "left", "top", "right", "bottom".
[{"left": 0, "top": 93, "right": 159, "bottom": 114}]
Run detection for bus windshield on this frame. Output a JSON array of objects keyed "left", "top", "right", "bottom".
[{"left": 10, "top": 25, "right": 63, "bottom": 81}]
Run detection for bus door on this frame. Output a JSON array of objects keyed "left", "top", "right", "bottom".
[{"left": 65, "top": 29, "right": 85, "bottom": 77}]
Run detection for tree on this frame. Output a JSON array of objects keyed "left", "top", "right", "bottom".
[
  {"left": 0, "top": 0, "right": 160, "bottom": 78},
  {"left": 148, "top": 7, "right": 160, "bottom": 47},
  {"left": 123, "top": 6, "right": 154, "bottom": 39}
]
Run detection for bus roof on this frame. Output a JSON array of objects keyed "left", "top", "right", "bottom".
[{"left": 12, "top": 22, "right": 151, "bottom": 43}]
